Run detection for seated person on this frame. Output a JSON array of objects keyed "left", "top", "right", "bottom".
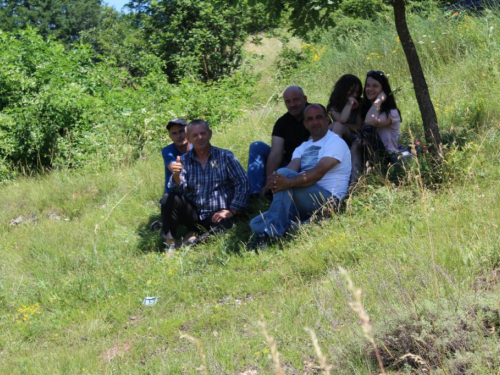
[
  {"left": 360, "top": 70, "right": 402, "bottom": 164},
  {"left": 250, "top": 104, "right": 351, "bottom": 247},
  {"left": 157, "top": 118, "right": 191, "bottom": 242},
  {"left": 164, "top": 120, "right": 251, "bottom": 249},
  {"left": 247, "top": 86, "right": 310, "bottom": 198},
  {"left": 326, "top": 74, "right": 364, "bottom": 187}
]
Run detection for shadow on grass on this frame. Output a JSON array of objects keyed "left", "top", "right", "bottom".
[
  {"left": 134, "top": 198, "right": 272, "bottom": 255},
  {"left": 136, "top": 212, "right": 164, "bottom": 254}
]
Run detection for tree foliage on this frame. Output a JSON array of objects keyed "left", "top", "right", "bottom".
[
  {"left": 130, "top": 0, "right": 275, "bottom": 82},
  {"left": 245, "top": 0, "right": 443, "bottom": 159},
  {"left": 80, "top": 6, "right": 155, "bottom": 78},
  {"left": 0, "top": 0, "right": 103, "bottom": 43},
  {"left": 0, "top": 27, "right": 258, "bottom": 180}
]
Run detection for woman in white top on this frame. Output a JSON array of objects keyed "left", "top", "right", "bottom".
[{"left": 361, "top": 71, "right": 402, "bottom": 162}]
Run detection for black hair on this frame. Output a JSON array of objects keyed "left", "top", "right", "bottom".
[
  {"left": 361, "top": 71, "right": 401, "bottom": 120},
  {"left": 326, "top": 74, "right": 363, "bottom": 113}
]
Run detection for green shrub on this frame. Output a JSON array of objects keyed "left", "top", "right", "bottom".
[
  {"left": 0, "top": 28, "right": 258, "bottom": 181},
  {"left": 145, "top": 0, "right": 266, "bottom": 82}
]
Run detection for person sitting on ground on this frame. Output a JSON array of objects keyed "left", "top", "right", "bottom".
[
  {"left": 360, "top": 70, "right": 402, "bottom": 164},
  {"left": 326, "top": 74, "right": 364, "bottom": 187},
  {"left": 164, "top": 120, "right": 251, "bottom": 249},
  {"left": 247, "top": 86, "right": 310, "bottom": 199},
  {"left": 157, "top": 118, "right": 191, "bottom": 243},
  {"left": 249, "top": 104, "right": 351, "bottom": 247}
]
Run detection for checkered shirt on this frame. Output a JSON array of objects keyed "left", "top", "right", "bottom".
[{"left": 170, "top": 146, "right": 251, "bottom": 220}]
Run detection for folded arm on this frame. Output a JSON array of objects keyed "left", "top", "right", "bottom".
[{"left": 272, "top": 157, "right": 339, "bottom": 193}]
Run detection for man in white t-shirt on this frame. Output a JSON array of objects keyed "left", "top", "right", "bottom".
[{"left": 250, "top": 104, "right": 351, "bottom": 246}]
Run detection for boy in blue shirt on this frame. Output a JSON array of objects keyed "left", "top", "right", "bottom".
[{"left": 157, "top": 118, "right": 191, "bottom": 243}]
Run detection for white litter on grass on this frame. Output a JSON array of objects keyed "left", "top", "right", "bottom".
[{"left": 142, "top": 297, "right": 157, "bottom": 306}]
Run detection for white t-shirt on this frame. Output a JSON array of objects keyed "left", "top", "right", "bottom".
[
  {"left": 377, "top": 109, "right": 401, "bottom": 152},
  {"left": 292, "top": 130, "right": 351, "bottom": 199}
]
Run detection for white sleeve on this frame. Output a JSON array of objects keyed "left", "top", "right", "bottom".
[
  {"left": 292, "top": 141, "right": 306, "bottom": 160},
  {"left": 322, "top": 134, "right": 349, "bottom": 163}
]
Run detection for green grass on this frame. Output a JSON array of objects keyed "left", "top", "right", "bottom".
[{"left": 2, "top": 7, "right": 500, "bottom": 374}]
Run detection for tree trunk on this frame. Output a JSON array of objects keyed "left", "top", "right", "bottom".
[{"left": 392, "top": 0, "right": 443, "bottom": 163}]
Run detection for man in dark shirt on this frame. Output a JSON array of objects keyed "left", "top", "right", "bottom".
[{"left": 247, "top": 86, "right": 310, "bottom": 198}]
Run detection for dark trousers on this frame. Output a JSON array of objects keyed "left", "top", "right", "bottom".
[
  {"left": 160, "top": 193, "right": 170, "bottom": 235},
  {"left": 163, "top": 192, "right": 233, "bottom": 237},
  {"left": 361, "top": 125, "right": 389, "bottom": 164}
]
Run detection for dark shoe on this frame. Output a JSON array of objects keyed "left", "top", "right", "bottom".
[
  {"left": 183, "top": 224, "right": 231, "bottom": 247},
  {"left": 150, "top": 220, "right": 162, "bottom": 231},
  {"left": 160, "top": 230, "right": 175, "bottom": 248},
  {"left": 184, "top": 232, "right": 210, "bottom": 247},
  {"left": 248, "top": 233, "right": 271, "bottom": 253}
]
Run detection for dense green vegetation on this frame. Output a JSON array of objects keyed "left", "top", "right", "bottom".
[
  {"left": 0, "top": 28, "right": 257, "bottom": 180},
  {"left": 1, "top": 1, "right": 500, "bottom": 374},
  {"left": 0, "top": 0, "right": 102, "bottom": 43},
  {"left": 0, "top": 0, "right": 274, "bottom": 180}
]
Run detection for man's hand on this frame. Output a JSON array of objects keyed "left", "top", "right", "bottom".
[
  {"left": 171, "top": 156, "right": 183, "bottom": 177},
  {"left": 259, "top": 175, "right": 275, "bottom": 198},
  {"left": 212, "top": 209, "right": 234, "bottom": 223},
  {"left": 271, "top": 172, "right": 291, "bottom": 193},
  {"left": 259, "top": 185, "right": 271, "bottom": 199}
]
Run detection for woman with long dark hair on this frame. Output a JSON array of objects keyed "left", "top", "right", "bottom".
[
  {"left": 361, "top": 70, "right": 402, "bottom": 161},
  {"left": 326, "top": 74, "right": 364, "bottom": 186},
  {"left": 326, "top": 74, "right": 363, "bottom": 139}
]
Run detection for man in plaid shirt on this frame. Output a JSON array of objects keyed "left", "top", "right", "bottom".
[{"left": 163, "top": 119, "right": 251, "bottom": 249}]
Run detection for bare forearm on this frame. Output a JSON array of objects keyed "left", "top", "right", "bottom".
[
  {"left": 173, "top": 174, "right": 181, "bottom": 185},
  {"left": 265, "top": 154, "right": 282, "bottom": 182},
  {"left": 273, "top": 170, "right": 321, "bottom": 192},
  {"left": 365, "top": 106, "right": 392, "bottom": 127},
  {"left": 272, "top": 157, "right": 339, "bottom": 193},
  {"left": 339, "top": 104, "right": 353, "bottom": 123},
  {"left": 287, "top": 169, "right": 324, "bottom": 188}
]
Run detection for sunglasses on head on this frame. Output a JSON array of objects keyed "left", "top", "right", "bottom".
[{"left": 367, "top": 70, "right": 384, "bottom": 77}]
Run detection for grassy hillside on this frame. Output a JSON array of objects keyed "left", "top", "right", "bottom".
[{"left": 1, "top": 7, "right": 500, "bottom": 374}]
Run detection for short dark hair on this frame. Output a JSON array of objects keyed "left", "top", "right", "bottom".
[
  {"left": 187, "top": 119, "right": 211, "bottom": 134},
  {"left": 303, "top": 103, "right": 328, "bottom": 118}
]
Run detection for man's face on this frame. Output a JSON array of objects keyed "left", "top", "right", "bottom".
[
  {"left": 283, "top": 88, "right": 307, "bottom": 119},
  {"left": 303, "top": 106, "right": 329, "bottom": 140},
  {"left": 168, "top": 124, "right": 188, "bottom": 148},
  {"left": 187, "top": 124, "right": 212, "bottom": 151}
]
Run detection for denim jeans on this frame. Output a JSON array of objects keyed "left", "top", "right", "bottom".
[
  {"left": 250, "top": 168, "right": 333, "bottom": 237},
  {"left": 247, "top": 141, "right": 271, "bottom": 194}
]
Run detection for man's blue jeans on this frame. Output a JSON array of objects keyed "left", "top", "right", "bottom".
[
  {"left": 247, "top": 141, "right": 270, "bottom": 194},
  {"left": 247, "top": 141, "right": 288, "bottom": 195},
  {"left": 250, "top": 168, "right": 333, "bottom": 237}
]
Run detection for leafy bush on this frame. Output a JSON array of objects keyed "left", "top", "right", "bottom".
[
  {"left": 144, "top": 0, "right": 273, "bottom": 82},
  {"left": 0, "top": 28, "right": 257, "bottom": 181},
  {"left": 274, "top": 46, "right": 305, "bottom": 79}
]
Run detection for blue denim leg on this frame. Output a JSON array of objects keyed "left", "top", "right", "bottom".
[
  {"left": 250, "top": 168, "right": 332, "bottom": 237},
  {"left": 247, "top": 142, "right": 271, "bottom": 194},
  {"left": 290, "top": 183, "right": 332, "bottom": 220}
]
